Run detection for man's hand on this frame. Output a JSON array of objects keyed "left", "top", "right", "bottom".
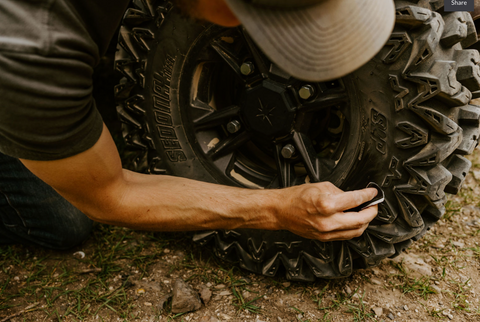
[
  {"left": 275, "top": 182, "right": 378, "bottom": 241},
  {"left": 20, "top": 124, "right": 378, "bottom": 240}
]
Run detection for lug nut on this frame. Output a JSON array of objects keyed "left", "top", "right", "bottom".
[
  {"left": 227, "top": 120, "right": 242, "bottom": 133},
  {"left": 299, "top": 85, "right": 315, "bottom": 100},
  {"left": 240, "top": 61, "right": 255, "bottom": 76},
  {"left": 281, "top": 144, "right": 296, "bottom": 159}
]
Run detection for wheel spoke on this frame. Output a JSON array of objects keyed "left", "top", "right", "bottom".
[
  {"left": 193, "top": 104, "right": 240, "bottom": 130},
  {"left": 299, "top": 91, "right": 348, "bottom": 113},
  {"left": 240, "top": 28, "right": 269, "bottom": 76},
  {"left": 207, "top": 131, "right": 252, "bottom": 160},
  {"left": 273, "top": 144, "right": 294, "bottom": 188},
  {"left": 292, "top": 131, "right": 321, "bottom": 182},
  {"left": 213, "top": 152, "right": 236, "bottom": 176},
  {"left": 210, "top": 39, "right": 244, "bottom": 80}
]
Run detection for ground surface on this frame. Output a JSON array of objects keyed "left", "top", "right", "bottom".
[{"left": 2, "top": 145, "right": 480, "bottom": 322}]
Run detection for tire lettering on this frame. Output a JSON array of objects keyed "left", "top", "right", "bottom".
[
  {"left": 161, "top": 139, "right": 181, "bottom": 149},
  {"left": 371, "top": 109, "right": 388, "bottom": 155},
  {"left": 151, "top": 55, "right": 186, "bottom": 162},
  {"left": 154, "top": 111, "right": 172, "bottom": 126},
  {"left": 166, "top": 150, "right": 187, "bottom": 162},
  {"left": 157, "top": 126, "right": 177, "bottom": 139}
]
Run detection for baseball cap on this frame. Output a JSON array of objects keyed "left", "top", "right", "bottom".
[{"left": 224, "top": 0, "right": 396, "bottom": 82}]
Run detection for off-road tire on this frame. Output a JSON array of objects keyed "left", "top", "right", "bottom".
[{"left": 115, "top": 0, "right": 480, "bottom": 281}]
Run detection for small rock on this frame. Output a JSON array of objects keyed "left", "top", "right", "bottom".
[
  {"left": 387, "top": 313, "right": 395, "bottom": 320},
  {"left": 240, "top": 276, "right": 252, "bottom": 283},
  {"left": 297, "top": 314, "right": 303, "bottom": 320},
  {"left": 218, "top": 313, "right": 232, "bottom": 320},
  {"left": 431, "top": 285, "right": 442, "bottom": 294},
  {"left": 163, "top": 248, "right": 170, "bottom": 254},
  {"left": 277, "top": 317, "right": 283, "bottom": 322},
  {"left": 466, "top": 219, "right": 480, "bottom": 227},
  {"left": 171, "top": 279, "right": 202, "bottom": 313},
  {"left": 371, "top": 278, "right": 382, "bottom": 286},
  {"left": 462, "top": 205, "right": 480, "bottom": 217},
  {"left": 282, "top": 282, "right": 291, "bottom": 288},
  {"left": 452, "top": 240, "right": 465, "bottom": 248},
  {"left": 403, "top": 305, "right": 408, "bottom": 311},
  {"left": 371, "top": 268, "right": 381, "bottom": 275},
  {"left": 448, "top": 314, "right": 454, "bottom": 320},
  {"left": 198, "top": 285, "right": 212, "bottom": 304},
  {"left": 214, "top": 284, "right": 226, "bottom": 289},
  {"left": 372, "top": 307, "right": 383, "bottom": 316},
  {"left": 219, "top": 291, "right": 231, "bottom": 296},
  {"left": 391, "top": 254, "right": 432, "bottom": 278},
  {"left": 144, "top": 302, "right": 152, "bottom": 306},
  {"left": 345, "top": 285, "right": 352, "bottom": 294},
  {"left": 174, "top": 250, "right": 186, "bottom": 260},
  {"left": 473, "top": 170, "right": 480, "bottom": 181},
  {"left": 73, "top": 251, "right": 85, "bottom": 259}
]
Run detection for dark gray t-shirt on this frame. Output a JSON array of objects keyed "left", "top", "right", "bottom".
[{"left": 0, "top": 0, "right": 130, "bottom": 160}]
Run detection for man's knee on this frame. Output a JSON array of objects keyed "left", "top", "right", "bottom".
[{"left": 48, "top": 210, "right": 93, "bottom": 250}]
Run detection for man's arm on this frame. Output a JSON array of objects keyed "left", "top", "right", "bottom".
[{"left": 21, "top": 124, "right": 378, "bottom": 241}]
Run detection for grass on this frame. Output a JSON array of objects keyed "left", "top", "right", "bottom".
[{"left": 0, "top": 224, "right": 176, "bottom": 320}]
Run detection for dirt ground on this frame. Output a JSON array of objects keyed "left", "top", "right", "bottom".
[{"left": 1, "top": 149, "right": 480, "bottom": 322}]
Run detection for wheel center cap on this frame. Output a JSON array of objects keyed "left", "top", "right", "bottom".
[{"left": 241, "top": 79, "right": 296, "bottom": 138}]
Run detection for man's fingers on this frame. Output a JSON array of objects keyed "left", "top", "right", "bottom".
[
  {"left": 318, "top": 206, "right": 378, "bottom": 232},
  {"left": 327, "top": 187, "right": 378, "bottom": 212},
  {"left": 314, "top": 225, "right": 369, "bottom": 242}
]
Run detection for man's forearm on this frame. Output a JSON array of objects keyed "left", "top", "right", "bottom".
[{"left": 99, "top": 169, "right": 282, "bottom": 232}]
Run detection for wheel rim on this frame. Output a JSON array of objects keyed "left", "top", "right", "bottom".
[{"left": 179, "top": 25, "right": 363, "bottom": 189}]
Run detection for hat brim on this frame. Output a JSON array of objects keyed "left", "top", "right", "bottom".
[{"left": 225, "top": 0, "right": 396, "bottom": 82}]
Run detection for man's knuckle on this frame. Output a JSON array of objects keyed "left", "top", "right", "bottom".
[
  {"left": 319, "top": 200, "right": 335, "bottom": 214},
  {"left": 317, "top": 234, "right": 333, "bottom": 242},
  {"left": 354, "top": 229, "right": 365, "bottom": 238},
  {"left": 317, "top": 222, "right": 331, "bottom": 233}
]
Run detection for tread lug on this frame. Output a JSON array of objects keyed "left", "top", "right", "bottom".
[
  {"left": 399, "top": 164, "right": 452, "bottom": 201},
  {"left": 455, "top": 50, "right": 480, "bottom": 91},
  {"left": 368, "top": 218, "right": 424, "bottom": 244},
  {"left": 404, "top": 130, "right": 463, "bottom": 166},
  {"left": 458, "top": 104, "right": 480, "bottom": 126},
  {"left": 445, "top": 155, "right": 471, "bottom": 194},
  {"left": 396, "top": 6, "right": 432, "bottom": 28},
  {"left": 441, "top": 12, "right": 469, "bottom": 47},
  {"left": 455, "top": 126, "right": 480, "bottom": 154},
  {"left": 395, "top": 121, "right": 428, "bottom": 149}
]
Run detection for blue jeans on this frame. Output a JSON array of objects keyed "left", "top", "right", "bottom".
[{"left": 0, "top": 152, "right": 93, "bottom": 249}]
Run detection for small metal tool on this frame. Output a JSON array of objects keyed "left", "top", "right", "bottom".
[{"left": 347, "top": 182, "right": 384, "bottom": 212}]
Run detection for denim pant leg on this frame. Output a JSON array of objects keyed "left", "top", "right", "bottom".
[{"left": 0, "top": 152, "right": 93, "bottom": 250}]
